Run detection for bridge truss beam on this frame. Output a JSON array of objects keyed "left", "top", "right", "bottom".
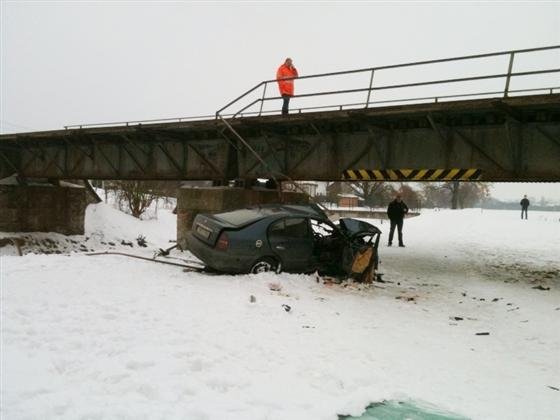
[{"left": 1, "top": 95, "right": 559, "bottom": 182}]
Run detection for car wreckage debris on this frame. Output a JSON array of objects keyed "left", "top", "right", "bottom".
[
  {"left": 185, "top": 204, "right": 381, "bottom": 277},
  {"left": 532, "top": 285, "right": 551, "bottom": 291},
  {"left": 86, "top": 251, "right": 206, "bottom": 271}
]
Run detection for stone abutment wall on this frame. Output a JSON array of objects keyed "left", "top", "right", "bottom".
[{"left": 0, "top": 184, "right": 88, "bottom": 235}]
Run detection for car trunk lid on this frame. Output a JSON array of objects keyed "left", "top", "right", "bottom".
[{"left": 192, "top": 214, "right": 233, "bottom": 247}]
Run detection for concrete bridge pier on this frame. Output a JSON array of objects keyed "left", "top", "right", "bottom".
[
  {"left": 176, "top": 187, "right": 308, "bottom": 250},
  {"left": 0, "top": 180, "right": 89, "bottom": 235}
]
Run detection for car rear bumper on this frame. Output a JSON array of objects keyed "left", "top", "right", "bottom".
[{"left": 185, "top": 232, "right": 252, "bottom": 274}]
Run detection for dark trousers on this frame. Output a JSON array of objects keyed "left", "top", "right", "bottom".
[
  {"left": 282, "top": 95, "right": 290, "bottom": 115},
  {"left": 521, "top": 208, "right": 528, "bottom": 219},
  {"left": 389, "top": 219, "right": 404, "bottom": 245}
]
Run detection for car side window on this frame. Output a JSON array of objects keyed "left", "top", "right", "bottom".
[
  {"left": 310, "top": 219, "right": 336, "bottom": 239},
  {"left": 269, "top": 218, "right": 308, "bottom": 239}
]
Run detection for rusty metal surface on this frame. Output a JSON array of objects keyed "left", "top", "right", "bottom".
[{"left": 1, "top": 94, "right": 559, "bottom": 182}]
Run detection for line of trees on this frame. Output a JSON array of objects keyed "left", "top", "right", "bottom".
[
  {"left": 94, "top": 179, "right": 493, "bottom": 219},
  {"left": 322, "top": 181, "right": 492, "bottom": 210}
]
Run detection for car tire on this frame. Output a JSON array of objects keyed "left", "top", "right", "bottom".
[{"left": 250, "top": 257, "right": 280, "bottom": 274}]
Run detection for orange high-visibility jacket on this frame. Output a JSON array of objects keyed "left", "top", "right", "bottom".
[{"left": 276, "top": 64, "right": 298, "bottom": 96}]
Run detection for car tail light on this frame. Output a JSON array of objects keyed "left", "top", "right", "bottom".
[{"left": 216, "top": 232, "right": 229, "bottom": 251}]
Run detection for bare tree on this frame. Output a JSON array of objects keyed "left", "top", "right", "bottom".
[
  {"left": 325, "top": 182, "right": 345, "bottom": 204},
  {"left": 455, "top": 182, "right": 491, "bottom": 208},
  {"left": 421, "top": 182, "right": 491, "bottom": 209},
  {"left": 396, "top": 183, "right": 422, "bottom": 210},
  {"left": 111, "top": 181, "right": 157, "bottom": 218},
  {"left": 421, "top": 183, "right": 445, "bottom": 208},
  {"left": 348, "top": 181, "right": 395, "bottom": 207}
]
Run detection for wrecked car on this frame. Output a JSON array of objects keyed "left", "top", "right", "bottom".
[{"left": 186, "top": 204, "right": 381, "bottom": 278}]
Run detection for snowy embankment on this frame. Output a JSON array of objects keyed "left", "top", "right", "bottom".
[
  {"left": 0, "top": 202, "right": 177, "bottom": 255},
  {"left": 1, "top": 205, "right": 559, "bottom": 420}
]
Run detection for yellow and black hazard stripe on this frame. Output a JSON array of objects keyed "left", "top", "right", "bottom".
[{"left": 342, "top": 168, "right": 482, "bottom": 181}]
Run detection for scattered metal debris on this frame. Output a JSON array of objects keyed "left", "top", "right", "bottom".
[
  {"left": 532, "top": 285, "right": 550, "bottom": 291},
  {"left": 86, "top": 251, "right": 206, "bottom": 271},
  {"left": 396, "top": 296, "right": 416, "bottom": 302},
  {"left": 156, "top": 244, "right": 178, "bottom": 257}
]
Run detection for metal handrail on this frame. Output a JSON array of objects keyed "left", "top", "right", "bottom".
[
  {"left": 255, "top": 45, "right": 560, "bottom": 86},
  {"left": 216, "top": 45, "right": 560, "bottom": 118},
  {"left": 226, "top": 69, "right": 560, "bottom": 118},
  {"left": 64, "top": 114, "right": 219, "bottom": 129},
  {"left": 233, "top": 86, "right": 560, "bottom": 117},
  {"left": 62, "top": 46, "right": 559, "bottom": 130},
  {"left": 63, "top": 86, "right": 559, "bottom": 130}
]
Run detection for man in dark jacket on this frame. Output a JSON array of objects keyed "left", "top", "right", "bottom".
[
  {"left": 387, "top": 194, "right": 409, "bottom": 247},
  {"left": 520, "top": 195, "right": 530, "bottom": 220}
]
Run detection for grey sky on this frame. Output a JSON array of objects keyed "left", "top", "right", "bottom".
[{"left": 1, "top": 1, "right": 559, "bottom": 201}]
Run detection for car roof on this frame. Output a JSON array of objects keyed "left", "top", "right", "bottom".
[{"left": 212, "top": 204, "right": 329, "bottom": 227}]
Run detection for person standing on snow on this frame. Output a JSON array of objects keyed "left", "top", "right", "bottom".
[
  {"left": 387, "top": 194, "right": 409, "bottom": 247},
  {"left": 520, "top": 195, "right": 530, "bottom": 220},
  {"left": 276, "top": 58, "right": 298, "bottom": 115}
]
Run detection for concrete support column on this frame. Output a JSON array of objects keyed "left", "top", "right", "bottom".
[
  {"left": 0, "top": 183, "right": 88, "bottom": 235},
  {"left": 176, "top": 187, "right": 309, "bottom": 250}
]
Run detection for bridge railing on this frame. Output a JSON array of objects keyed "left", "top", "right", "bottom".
[
  {"left": 216, "top": 45, "right": 560, "bottom": 119},
  {"left": 63, "top": 46, "right": 560, "bottom": 130}
]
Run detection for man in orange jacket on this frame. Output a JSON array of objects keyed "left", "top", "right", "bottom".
[{"left": 276, "top": 58, "right": 298, "bottom": 115}]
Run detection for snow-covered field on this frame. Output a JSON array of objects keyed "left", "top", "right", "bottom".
[{"left": 1, "top": 204, "right": 559, "bottom": 420}]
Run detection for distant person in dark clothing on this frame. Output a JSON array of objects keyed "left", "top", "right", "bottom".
[
  {"left": 520, "top": 195, "right": 530, "bottom": 220},
  {"left": 387, "top": 194, "right": 409, "bottom": 247}
]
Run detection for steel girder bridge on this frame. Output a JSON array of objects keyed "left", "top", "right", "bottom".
[{"left": 1, "top": 46, "right": 559, "bottom": 183}]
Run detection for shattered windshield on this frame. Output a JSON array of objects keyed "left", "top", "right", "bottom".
[{"left": 339, "top": 218, "right": 380, "bottom": 235}]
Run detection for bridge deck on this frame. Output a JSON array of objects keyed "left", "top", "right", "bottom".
[{"left": 1, "top": 94, "right": 559, "bottom": 182}]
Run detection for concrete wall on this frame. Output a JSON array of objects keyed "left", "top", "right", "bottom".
[
  {"left": 326, "top": 209, "right": 419, "bottom": 220},
  {"left": 177, "top": 187, "right": 308, "bottom": 249},
  {"left": 0, "top": 184, "right": 88, "bottom": 235}
]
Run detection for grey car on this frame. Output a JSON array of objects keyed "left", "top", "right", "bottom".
[{"left": 186, "top": 204, "right": 381, "bottom": 275}]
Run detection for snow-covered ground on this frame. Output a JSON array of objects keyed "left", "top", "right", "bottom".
[
  {"left": 1, "top": 205, "right": 559, "bottom": 420},
  {"left": 0, "top": 202, "right": 177, "bottom": 256}
]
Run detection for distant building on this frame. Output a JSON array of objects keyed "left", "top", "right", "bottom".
[
  {"left": 326, "top": 182, "right": 354, "bottom": 204},
  {"left": 283, "top": 181, "right": 318, "bottom": 197},
  {"left": 337, "top": 193, "right": 359, "bottom": 208}
]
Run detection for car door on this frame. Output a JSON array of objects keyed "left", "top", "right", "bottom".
[{"left": 267, "top": 217, "right": 314, "bottom": 272}]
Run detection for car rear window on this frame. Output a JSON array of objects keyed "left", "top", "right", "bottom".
[{"left": 214, "top": 209, "right": 265, "bottom": 226}]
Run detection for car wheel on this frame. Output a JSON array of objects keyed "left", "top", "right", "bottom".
[{"left": 250, "top": 257, "right": 280, "bottom": 274}]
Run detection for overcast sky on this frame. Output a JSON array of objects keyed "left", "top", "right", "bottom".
[{"left": 1, "top": 1, "right": 559, "bottom": 201}]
